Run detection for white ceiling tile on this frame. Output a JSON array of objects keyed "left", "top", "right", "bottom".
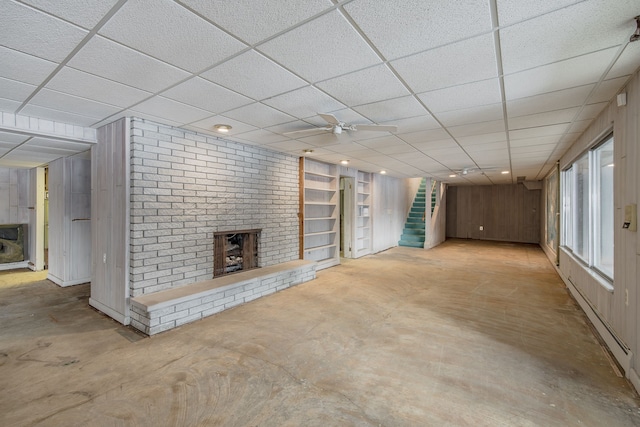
[
  {"left": 0, "top": 78, "right": 36, "bottom": 102},
  {"left": 399, "top": 128, "right": 449, "bottom": 145},
  {"left": 607, "top": 41, "right": 640, "bottom": 79},
  {"left": 201, "top": 51, "right": 307, "bottom": 101},
  {"left": 222, "top": 103, "right": 296, "bottom": 129},
  {"left": 316, "top": 64, "right": 409, "bottom": 106},
  {"left": 259, "top": 10, "right": 381, "bottom": 83},
  {"left": 1, "top": 148, "right": 62, "bottom": 166},
  {"left": 0, "top": 46, "right": 57, "bottom": 85},
  {"left": 436, "top": 103, "right": 504, "bottom": 127},
  {"left": 448, "top": 120, "right": 505, "bottom": 138},
  {"left": 590, "top": 77, "right": 629, "bottom": 104},
  {"left": 0, "top": 98, "right": 22, "bottom": 113},
  {"left": 391, "top": 34, "right": 498, "bottom": 93},
  {"left": 506, "top": 85, "right": 594, "bottom": 117},
  {"left": 68, "top": 36, "right": 190, "bottom": 93},
  {"left": 232, "top": 129, "right": 291, "bottom": 145},
  {"left": 375, "top": 143, "right": 418, "bottom": 156},
  {"left": 353, "top": 96, "right": 426, "bottom": 123},
  {"left": 509, "top": 123, "right": 570, "bottom": 140},
  {"left": 30, "top": 89, "right": 121, "bottom": 119},
  {"left": 418, "top": 79, "right": 501, "bottom": 113},
  {"left": 569, "top": 119, "right": 592, "bottom": 134},
  {"left": 161, "top": 77, "right": 253, "bottom": 114},
  {"left": 27, "top": 137, "right": 92, "bottom": 152},
  {"left": 504, "top": 48, "right": 617, "bottom": 100},
  {"left": 187, "top": 115, "right": 257, "bottom": 135},
  {"left": 265, "top": 140, "right": 310, "bottom": 152},
  {"left": 389, "top": 115, "right": 440, "bottom": 134},
  {"left": 345, "top": 0, "right": 492, "bottom": 60},
  {"left": 576, "top": 102, "right": 608, "bottom": 121},
  {"left": 321, "top": 142, "right": 368, "bottom": 154},
  {"left": 358, "top": 135, "right": 404, "bottom": 149},
  {"left": 131, "top": 96, "right": 212, "bottom": 125},
  {"left": 510, "top": 135, "right": 560, "bottom": 148},
  {"left": 262, "top": 86, "right": 345, "bottom": 119},
  {"left": 511, "top": 143, "right": 557, "bottom": 154},
  {"left": 46, "top": 67, "right": 151, "bottom": 108},
  {"left": 500, "top": 1, "right": 639, "bottom": 74},
  {"left": 411, "top": 138, "right": 459, "bottom": 152},
  {"left": 178, "top": 0, "right": 332, "bottom": 45},
  {"left": 463, "top": 142, "right": 509, "bottom": 154},
  {"left": 298, "top": 133, "right": 347, "bottom": 147},
  {"left": 21, "top": 0, "right": 120, "bottom": 29},
  {"left": 457, "top": 132, "right": 508, "bottom": 146},
  {"left": 100, "top": 0, "right": 245, "bottom": 73},
  {"left": 508, "top": 107, "right": 579, "bottom": 130},
  {"left": 0, "top": 131, "right": 29, "bottom": 145},
  {"left": 496, "top": 0, "right": 581, "bottom": 27},
  {"left": 0, "top": 1, "right": 88, "bottom": 62}
]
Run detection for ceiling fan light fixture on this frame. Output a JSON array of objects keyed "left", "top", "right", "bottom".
[
  {"left": 213, "top": 124, "right": 232, "bottom": 133},
  {"left": 631, "top": 16, "right": 640, "bottom": 42},
  {"left": 332, "top": 126, "right": 342, "bottom": 135}
]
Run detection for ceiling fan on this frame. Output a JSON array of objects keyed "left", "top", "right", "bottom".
[{"left": 284, "top": 113, "right": 398, "bottom": 136}]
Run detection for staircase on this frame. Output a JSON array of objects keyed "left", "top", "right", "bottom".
[{"left": 398, "top": 178, "right": 428, "bottom": 248}]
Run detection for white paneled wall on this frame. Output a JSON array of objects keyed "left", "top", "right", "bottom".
[
  {"left": 554, "top": 69, "right": 639, "bottom": 393},
  {"left": 0, "top": 168, "right": 30, "bottom": 225},
  {"left": 371, "top": 175, "right": 417, "bottom": 253},
  {"left": 90, "top": 118, "right": 131, "bottom": 324},
  {"left": 47, "top": 153, "right": 91, "bottom": 287}
]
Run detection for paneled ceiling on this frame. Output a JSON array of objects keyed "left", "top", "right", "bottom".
[{"left": 1, "top": 0, "right": 639, "bottom": 183}]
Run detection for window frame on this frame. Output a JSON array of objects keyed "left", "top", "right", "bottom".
[{"left": 560, "top": 132, "right": 614, "bottom": 283}]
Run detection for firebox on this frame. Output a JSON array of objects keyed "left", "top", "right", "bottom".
[{"left": 213, "top": 229, "right": 260, "bottom": 277}]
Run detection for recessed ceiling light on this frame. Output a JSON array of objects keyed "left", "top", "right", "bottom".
[
  {"left": 501, "top": 171, "right": 509, "bottom": 174},
  {"left": 340, "top": 160, "right": 349, "bottom": 165},
  {"left": 303, "top": 149, "right": 314, "bottom": 154},
  {"left": 380, "top": 170, "right": 387, "bottom": 174},
  {"left": 213, "top": 124, "right": 232, "bottom": 133},
  {"left": 449, "top": 174, "right": 457, "bottom": 178}
]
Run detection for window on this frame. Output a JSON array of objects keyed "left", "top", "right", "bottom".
[{"left": 561, "top": 134, "right": 614, "bottom": 281}]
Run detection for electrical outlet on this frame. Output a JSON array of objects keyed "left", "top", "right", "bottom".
[{"left": 479, "top": 225, "right": 484, "bottom": 231}]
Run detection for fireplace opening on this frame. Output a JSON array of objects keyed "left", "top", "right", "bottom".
[{"left": 213, "top": 229, "right": 260, "bottom": 277}]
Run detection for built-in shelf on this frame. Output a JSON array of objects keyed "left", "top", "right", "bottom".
[
  {"left": 355, "top": 171, "right": 372, "bottom": 258},
  {"left": 300, "top": 158, "right": 339, "bottom": 270}
]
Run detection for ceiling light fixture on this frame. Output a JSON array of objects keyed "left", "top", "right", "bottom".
[
  {"left": 501, "top": 171, "right": 509, "bottom": 174},
  {"left": 380, "top": 170, "right": 387, "bottom": 174},
  {"left": 631, "top": 16, "right": 640, "bottom": 42},
  {"left": 213, "top": 124, "right": 232, "bottom": 133},
  {"left": 303, "top": 149, "right": 314, "bottom": 154},
  {"left": 449, "top": 174, "right": 457, "bottom": 178},
  {"left": 340, "top": 160, "right": 349, "bottom": 165}
]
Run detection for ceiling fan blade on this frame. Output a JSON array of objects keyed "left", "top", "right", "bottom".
[
  {"left": 318, "top": 113, "right": 340, "bottom": 125},
  {"left": 283, "top": 126, "right": 331, "bottom": 136},
  {"left": 354, "top": 124, "right": 398, "bottom": 132}
]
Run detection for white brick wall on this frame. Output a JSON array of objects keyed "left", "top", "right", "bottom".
[
  {"left": 129, "top": 118, "right": 300, "bottom": 297},
  {"left": 130, "top": 260, "right": 316, "bottom": 335}
]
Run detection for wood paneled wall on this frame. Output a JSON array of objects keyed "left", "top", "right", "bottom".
[
  {"left": 90, "top": 118, "right": 130, "bottom": 324},
  {"left": 553, "top": 68, "right": 639, "bottom": 391},
  {"left": 446, "top": 184, "right": 540, "bottom": 244},
  {"left": 47, "top": 153, "right": 91, "bottom": 286}
]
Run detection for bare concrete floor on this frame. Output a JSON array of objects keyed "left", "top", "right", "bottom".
[{"left": 1, "top": 239, "right": 639, "bottom": 426}]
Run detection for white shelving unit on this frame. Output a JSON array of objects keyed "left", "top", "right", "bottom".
[
  {"left": 301, "top": 158, "right": 339, "bottom": 270},
  {"left": 355, "top": 171, "right": 372, "bottom": 257}
]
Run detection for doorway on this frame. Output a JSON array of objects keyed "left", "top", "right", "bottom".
[{"left": 339, "top": 176, "right": 355, "bottom": 258}]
